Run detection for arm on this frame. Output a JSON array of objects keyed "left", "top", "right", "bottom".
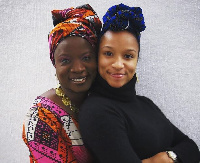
[
  {"left": 144, "top": 96, "right": 200, "bottom": 163},
  {"left": 142, "top": 152, "right": 174, "bottom": 163},
  {"left": 168, "top": 124, "right": 200, "bottom": 163},
  {"left": 22, "top": 99, "right": 77, "bottom": 163},
  {"left": 140, "top": 123, "right": 200, "bottom": 163},
  {"left": 79, "top": 99, "right": 142, "bottom": 163},
  {"left": 23, "top": 103, "right": 62, "bottom": 162}
]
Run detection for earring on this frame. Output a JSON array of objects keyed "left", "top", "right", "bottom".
[
  {"left": 55, "top": 74, "right": 60, "bottom": 87},
  {"left": 136, "top": 73, "right": 139, "bottom": 83}
]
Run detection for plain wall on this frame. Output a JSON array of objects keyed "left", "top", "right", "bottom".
[{"left": 0, "top": 0, "right": 199, "bottom": 162}]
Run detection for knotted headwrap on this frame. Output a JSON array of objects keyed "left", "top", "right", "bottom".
[
  {"left": 100, "top": 3, "right": 146, "bottom": 42},
  {"left": 48, "top": 4, "right": 102, "bottom": 65}
]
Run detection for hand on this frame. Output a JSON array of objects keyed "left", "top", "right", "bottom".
[{"left": 142, "top": 152, "right": 174, "bottom": 163}]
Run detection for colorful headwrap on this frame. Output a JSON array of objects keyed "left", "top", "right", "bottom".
[
  {"left": 100, "top": 3, "right": 146, "bottom": 41},
  {"left": 48, "top": 4, "right": 102, "bottom": 65}
]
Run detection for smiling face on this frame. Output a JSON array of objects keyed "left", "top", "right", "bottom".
[
  {"left": 54, "top": 36, "right": 97, "bottom": 94},
  {"left": 98, "top": 30, "right": 139, "bottom": 88}
]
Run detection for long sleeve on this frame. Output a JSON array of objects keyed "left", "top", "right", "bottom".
[
  {"left": 79, "top": 75, "right": 200, "bottom": 163},
  {"left": 145, "top": 97, "right": 200, "bottom": 163},
  {"left": 169, "top": 124, "right": 200, "bottom": 163},
  {"left": 79, "top": 96, "right": 142, "bottom": 163}
]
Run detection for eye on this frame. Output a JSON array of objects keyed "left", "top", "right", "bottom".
[
  {"left": 61, "top": 58, "right": 70, "bottom": 64},
  {"left": 104, "top": 51, "right": 112, "bottom": 56},
  {"left": 124, "top": 54, "right": 133, "bottom": 59},
  {"left": 82, "top": 55, "right": 91, "bottom": 62}
]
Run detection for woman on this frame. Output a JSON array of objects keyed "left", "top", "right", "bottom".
[
  {"left": 79, "top": 3, "right": 200, "bottom": 163},
  {"left": 22, "top": 4, "right": 101, "bottom": 163}
]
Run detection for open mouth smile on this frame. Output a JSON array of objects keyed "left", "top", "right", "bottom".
[{"left": 71, "top": 77, "right": 87, "bottom": 82}]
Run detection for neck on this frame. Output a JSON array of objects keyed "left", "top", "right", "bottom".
[
  {"left": 61, "top": 87, "right": 88, "bottom": 109},
  {"left": 93, "top": 74, "right": 137, "bottom": 102}
]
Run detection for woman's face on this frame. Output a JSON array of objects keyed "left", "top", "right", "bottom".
[
  {"left": 98, "top": 30, "right": 139, "bottom": 88},
  {"left": 54, "top": 36, "right": 97, "bottom": 93}
]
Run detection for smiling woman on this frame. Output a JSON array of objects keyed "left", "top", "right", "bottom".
[
  {"left": 54, "top": 36, "right": 97, "bottom": 94},
  {"left": 98, "top": 30, "right": 139, "bottom": 88},
  {"left": 22, "top": 4, "right": 101, "bottom": 163},
  {"left": 79, "top": 3, "right": 200, "bottom": 163}
]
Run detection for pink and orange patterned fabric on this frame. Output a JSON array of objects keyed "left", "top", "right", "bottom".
[
  {"left": 48, "top": 4, "right": 102, "bottom": 65},
  {"left": 22, "top": 96, "right": 92, "bottom": 163}
]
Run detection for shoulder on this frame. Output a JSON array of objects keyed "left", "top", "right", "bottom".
[
  {"left": 39, "top": 88, "right": 62, "bottom": 107},
  {"left": 27, "top": 88, "right": 58, "bottom": 108},
  {"left": 136, "top": 95, "right": 166, "bottom": 116},
  {"left": 24, "top": 90, "right": 61, "bottom": 132},
  {"left": 136, "top": 95, "right": 157, "bottom": 106},
  {"left": 40, "top": 88, "right": 56, "bottom": 100},
  {"left": 26, "top": 89, "right": 61, "bottom": 117}
]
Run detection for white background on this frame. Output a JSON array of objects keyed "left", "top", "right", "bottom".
[{"left": 0, "top": 0, "right": 199, "bottom": 162}]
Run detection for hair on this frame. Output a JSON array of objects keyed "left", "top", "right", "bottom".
[{"left": 99, "top": 3, "right": 146, "bottom": 55}]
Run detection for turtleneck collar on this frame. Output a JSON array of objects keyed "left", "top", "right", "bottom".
[{"left": 92, "top": 73, "right": 137, "bottom": 102}]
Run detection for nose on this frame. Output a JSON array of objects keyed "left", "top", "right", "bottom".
[
  {"left": 70, "top": 60, "right": 85, "bottom": 73},
  {"left": 112, "top": 57, "right": 124, "bottom": 70}
]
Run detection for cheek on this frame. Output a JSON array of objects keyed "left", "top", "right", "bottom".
[
  {"left": 127, "top": 61, "right": 137, "bottom": 74},
  {"left": 90, "top": 64, "right": 97, "bottom": 78},
  {"left": 56, "top": 66, "right": 68, "bottom": 79},
  {"left": 55, "top": 69, "right": 62, "bottom": 83},
  {"left": 98, "top": 56, "right": 108, "bottom": 71},
  {"left": 87, "top": 61, "right": 97, "bottom": 73},
  {"left": 98, "top": 61, "right": 106, "bottom": 76}
]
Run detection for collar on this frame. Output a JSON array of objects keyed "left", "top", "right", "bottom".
[{"left": 92, "top": 74, "right": 137, "bottom": 102}]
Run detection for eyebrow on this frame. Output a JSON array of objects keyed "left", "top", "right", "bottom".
[
  {"left": 126, "top": 49, "right": 137, "bottom": 53},
  {"left": 57, "top": 53, "right": 69, "bottom": 57},
  {"left": 58, "top": 51, "right": 94, "bottom": 57},
  {"left": 101, "top": 46, "right": 137, "bottom": 53},
  {"left": 101, "top": 45, "right": 113, "bottom": 49}
]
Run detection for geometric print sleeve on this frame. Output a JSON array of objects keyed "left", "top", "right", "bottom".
[{"left": 22, "top": 96, "right": 92, "bottom": 163}]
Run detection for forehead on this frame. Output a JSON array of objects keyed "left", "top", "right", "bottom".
[
  {"left": 99, "top": 30, "right": 139, "bottom": 49},
  {"left": 55, "top": 36, "right": 94, "bottom": 55},
  {"left": 58, "top": 36, "right": 93, "bottom": 49}
]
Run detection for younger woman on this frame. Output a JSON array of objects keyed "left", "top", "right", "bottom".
[{"left": 79, "top": 3, "right": 200, "bottom": 163}]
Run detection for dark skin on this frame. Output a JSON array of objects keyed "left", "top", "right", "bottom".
[
  {"left": 40, "top": 88, "right": 84, "bottom": 120},
  {"left": 142, "top": 152, "right": 174, "bottom": 163},
  {"left": 41, "top": 36, "right": 97, "bottom": 120}
]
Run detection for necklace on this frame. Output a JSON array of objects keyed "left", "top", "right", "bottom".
[{"left": 55, "top": 85, "right": 79, "bottom": 113}]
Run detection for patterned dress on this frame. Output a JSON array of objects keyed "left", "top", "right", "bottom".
[{"left": 22, "top": 96, "right": 91, "bottom": 163}]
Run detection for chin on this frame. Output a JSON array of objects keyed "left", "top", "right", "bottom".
[
  {"left": 71, "top": 85, "right": 91, "bottom": 93},
  {"left": 108, "top": 82, "right": 124, "bottom": 88}
]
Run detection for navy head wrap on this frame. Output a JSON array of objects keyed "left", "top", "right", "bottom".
[{"left": 100, "top": 3, "right": 146, "bottom": 42}]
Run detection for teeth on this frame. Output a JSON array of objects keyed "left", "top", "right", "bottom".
[{"left": 71, "top": 77, "right": 86, "bottom": 82}]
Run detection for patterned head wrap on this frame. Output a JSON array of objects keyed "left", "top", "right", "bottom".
[
  {"left": 48, "top": 4, "right": 102, "bottom": 65},
  {"left": 100, "top": 3, "right": 146, "bottom": 42}
]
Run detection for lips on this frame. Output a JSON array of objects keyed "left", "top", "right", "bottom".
[{"left": 110, "top": 73, "right": 125, "bottom": 78}]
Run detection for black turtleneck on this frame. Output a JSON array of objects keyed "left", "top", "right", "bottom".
[{"left": 79, "top": 75, "right": 200, "bottom": 163}]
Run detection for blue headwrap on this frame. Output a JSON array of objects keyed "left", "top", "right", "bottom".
[{"left": 100, "top": 3, "right": 146, "bottom": 42}]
